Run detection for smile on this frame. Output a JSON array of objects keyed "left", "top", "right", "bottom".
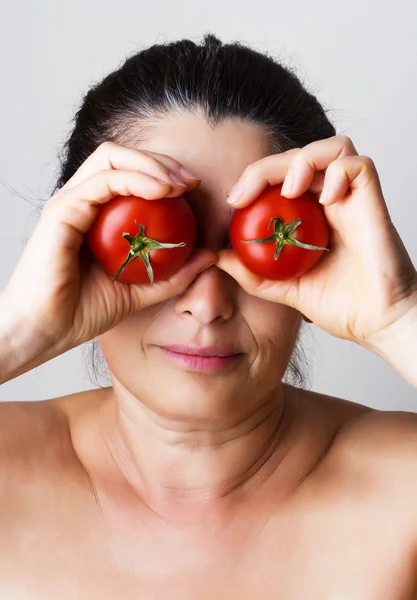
[{"left": 158, "top": 346, "right": 243, "bottom": 373}]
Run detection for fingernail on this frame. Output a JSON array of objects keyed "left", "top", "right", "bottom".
[
  {"left": 168, "top": 170, "right": 187, "bottom": 187},
  {"left": 281, "top": 174, "right": 293, "bottom": 196},
  {"left": 179, "top": 167, "right": 200, "bottom": 180},
  {"left": 227, "top": 183, "right": 245, "bottom": 205},
  {"left": 319, "top": 189, "right": 328, "bottom": 204}
]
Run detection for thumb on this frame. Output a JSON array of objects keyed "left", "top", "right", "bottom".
[
  {"left": 217, "top": 250, "right": 298, "bottom": 309},
  {"left": 128, "top": 248, "right": 218, "bottom": 311}
]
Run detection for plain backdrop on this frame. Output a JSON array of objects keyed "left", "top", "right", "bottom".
[{"left": 1, "top": 0, "right": 416, "bottom": 410}]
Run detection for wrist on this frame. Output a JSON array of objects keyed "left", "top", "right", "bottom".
[
  {"left": 364, "top": 297, "right": 417, "bottom": 388},
  {"left": 0, "top": 290, "right": 57, "bottom": 384}
]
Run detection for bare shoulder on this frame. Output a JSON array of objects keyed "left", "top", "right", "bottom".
[
  {"left": 294, "top": 385, "right": 417, "bottom": 486},
  {"left": 0, "top": 398, "right": 69, "bottom": 458},
  {"left": 334, "top": 402, "right": 417, "bottom": 472},
  {"left": 295, "top": 387, "right": 417, "bottom": 523},
  {"left": 293, "top": 385, "right": 373, "bottom": 420},
  {"left": 294, "top": 385, "right": 417, "bottom": 455},
  {"left": 0, "top": 388, "right": 107, "bottom": 483},
  {"left": 311, "top": 390, "right": 417, "bottom": 516}
]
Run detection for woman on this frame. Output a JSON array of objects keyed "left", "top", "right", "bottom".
[{"left": 1, "top": 33, "right": 417, "bottom": 599}]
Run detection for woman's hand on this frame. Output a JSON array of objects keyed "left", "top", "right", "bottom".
[
  {"left": 218, "top": 135, "right": 417, "bottom": 349},
  {"left": 3, "top": 141, "right": 215, "bottom": 359}
]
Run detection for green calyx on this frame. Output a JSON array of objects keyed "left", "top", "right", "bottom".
[
  {"left": 242, "top": 217, "right": 328, "bottom": 260},
  {"left": 113, "top": 221, "right": 186, "bottom": 285}
]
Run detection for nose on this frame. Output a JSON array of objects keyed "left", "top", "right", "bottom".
[{"left": 174, "top": 266, "right": 235, "bottom": 325}]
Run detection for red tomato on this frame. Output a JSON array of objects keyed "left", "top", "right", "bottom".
[
  {"left": 87, "top": 195, "right": 196, "bottom": 285},
  {"left": 229, "top": 184, "right": 329, "bottom": 280}
]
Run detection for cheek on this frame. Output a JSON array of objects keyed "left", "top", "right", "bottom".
[
  {"left": 243, "top": 296, "right": 300, "bottom": 345},
  {"left": 242, "top": 297, "right": 301, "bottom": 371},
  {"left": 98, "top": 304, "right": 164, "bottom": 361},
  {"left": 268, "top": 306, "right": 301, "bottom": 345}
]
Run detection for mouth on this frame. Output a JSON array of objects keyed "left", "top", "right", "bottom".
[{"left": 157, "top": 345, "right": 243, "bottom": 373}]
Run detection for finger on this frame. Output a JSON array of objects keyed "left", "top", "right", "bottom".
[
  {"left": 282, "top": 135, "right": 359, "bottom": 201},
  {"left": 130, "top": 248, "right": 217, "bottom": 311},
  {"left": 216, "top": 249, "right": 299, "bottom": 309},
  {"left": 226, "top": 148, "right": 298, "bottom": 207},
  {"left": 41, "top": 169, "right": 176, "bottom": 247},
  {"left": 226, "top": 135, "right": 358, "bottom": 208},
  {"left": 143, "top": 150, "right": 201, "bottom": 191},
  {"left": 309, "top": 171, "right": 326, "bottom": 195},
  {"left": 59, "top": 141, "right": 198, "bottom": 195},
  {"left": 318, "top": 155, "right": 387, "bottom": 210}
]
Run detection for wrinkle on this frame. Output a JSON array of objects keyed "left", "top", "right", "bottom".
[
  {"left": 291, "top": 421, "right": 344, "bottom": 494},
  {"left": 66, "top": 416, "right": 104, "bottom": 517}
]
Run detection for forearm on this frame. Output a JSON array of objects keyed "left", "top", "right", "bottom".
[
  {"left": 0, "top": 291, "right": 56, "bottom": 385},
  {"left": 365, "top": 301, "right": 417, "bottom": 389}
]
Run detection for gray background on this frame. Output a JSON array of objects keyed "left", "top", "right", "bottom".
[{"left": 1, "top": 0, "right": 416, "bottom": 410}]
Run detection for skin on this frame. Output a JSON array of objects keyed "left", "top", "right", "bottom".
[{"left": 1, "top": 113, "right": 417, "bottom": 599}]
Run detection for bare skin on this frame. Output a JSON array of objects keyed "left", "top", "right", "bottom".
[
  {"left": 1, "top": 113, "right": 417, "bottom": 599},
  {"left": 1, "top": 385, "right": 417, "bottom": 599}
]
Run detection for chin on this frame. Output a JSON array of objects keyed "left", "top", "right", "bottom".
[{"left": 136, "top": 361, "right": 251, "bottom": 424}]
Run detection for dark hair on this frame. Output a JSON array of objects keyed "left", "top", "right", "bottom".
[{"left": 53, "top": 33, "right": 336, "bottom": 389}]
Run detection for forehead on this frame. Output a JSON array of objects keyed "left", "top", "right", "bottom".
[{"left": 138, "top": 111, "right": 269, "bottom": 195}]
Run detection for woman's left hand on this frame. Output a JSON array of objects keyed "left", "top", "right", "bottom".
[{"left": 217, "top": 135, "right": 417, "bottom": 349}]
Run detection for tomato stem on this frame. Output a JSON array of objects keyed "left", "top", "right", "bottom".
[
  {"left": 241, "top": 217, "right": 328, "bottom": 260},
  {"left": 112, "top": 222, "right": 186, "bottom": 285}
]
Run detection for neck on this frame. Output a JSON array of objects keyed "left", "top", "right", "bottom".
[
  {"left": 102, "top": 380, "right": 296, "bottom": 518},
  {"left": 78, "top": 382, "right": 299, "bottom": 520}
]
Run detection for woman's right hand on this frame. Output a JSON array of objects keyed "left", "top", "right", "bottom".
[{"left": 3, "top": 142, "right": 216, "bottom": 360}]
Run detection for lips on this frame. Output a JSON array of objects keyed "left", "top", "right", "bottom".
[
  {"left": 161, "top": 345, "right": 238, "bottom": 357},
  {"left": 158, "top": 344, "right": 242, "bottom": 373}
]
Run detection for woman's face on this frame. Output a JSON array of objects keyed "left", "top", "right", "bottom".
[{"left": 98, "top": 112, "right": 301, "bottom": 424}]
